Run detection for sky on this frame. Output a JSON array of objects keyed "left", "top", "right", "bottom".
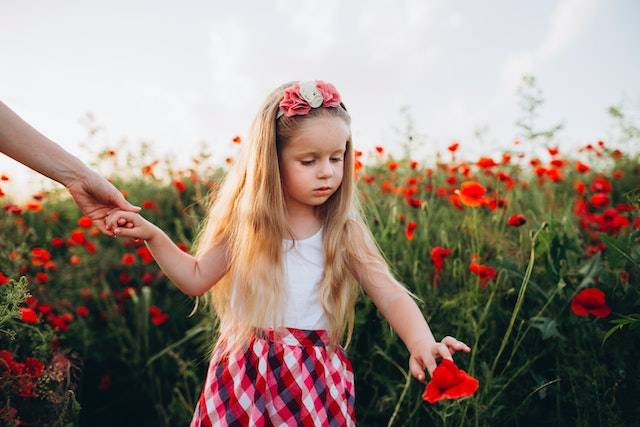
[{"left": 1, "top": 0, "right": 639, "bottom": 203}]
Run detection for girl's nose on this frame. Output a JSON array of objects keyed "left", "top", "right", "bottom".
[{"left": 318, "top": 159, "right": 334, "bottom": 177}]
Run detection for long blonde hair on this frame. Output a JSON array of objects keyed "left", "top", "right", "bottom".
[{"left": 191, "top": 80, "right": 422, "bottom": 362}]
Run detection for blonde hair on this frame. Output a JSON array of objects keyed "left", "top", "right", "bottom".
[{"left": 190, "top": 80, "right": 422, "bottom": 362}]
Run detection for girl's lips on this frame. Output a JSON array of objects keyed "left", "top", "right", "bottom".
[{"left": 313, "top": 188, "right": 331, "bottom": 195}]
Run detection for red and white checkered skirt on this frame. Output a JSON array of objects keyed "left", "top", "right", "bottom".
[{"left": 190, "top": 326, "right": 356, "bottom": 426}]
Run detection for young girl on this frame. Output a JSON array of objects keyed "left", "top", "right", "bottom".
[{"left": 104, "top": 80, "right": 471, "bottom": 426}]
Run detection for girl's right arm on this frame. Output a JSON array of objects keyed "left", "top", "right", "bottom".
[{"left": 106, "top": 210, "right": 228, "bottom": 297}]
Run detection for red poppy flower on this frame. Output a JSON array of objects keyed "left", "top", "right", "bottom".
[
  {"left": 173, "top": 179, "right": 186, "bottom": 193},
  {"left": 142, "top": 160, "right": 159, "bottom": 176},
  {"left": 405, "top": 221, "right": 418, "bottom": 240},
  {"left": 590, "top": 177, "right": 612, "bottom": 193},
  {"left": 407, "top": 198, "right": 422, "bottom": 208},
  {"left": 507, "top": 215, "right": 526, "bottom": 227},
  {"left": 571, "top": 288, "right": 611, "bottom": 318},
  {"left": 143, "top": 200, "right": 156, "bottom": 209},
  {"left": 430, "top": 247, "right": 452, "bottom": 272},
  {"left": 17, "top": 378, "right": 36, "bottom": 397},
  {"left": 20, "top": 308, "right": 39, "bottom": 324},
  {"left": 448, "top": 142, "right": 459, "bottom": 152},
  {"left": 546, "top": 168, "right": 563, "bottom": 182},
  {"left": 47, "top": 314, "right": 71, "bottom": 332},
  {"left": 575, "top": 162, "right": 590, "bottom": 173},
  {"left": 37, "top": 304, "right": 53, "bottom": 315},
  {"left": 31, "top": 247, "right": 51, "bottom": 266},
  {"left": 76, "top": 306, "right": 90, "bottom": 317},
  {"left": 136, "top": 246, "right": 154, "bottom": 264},
  {"left": 121, "top": 253, "right": 136, "bottom": 266},
  {"left": 119, "top": 272, "right": 132, "bottom": 284},
  {"left": 68, "top": 230, "right": 86, "bottom": 246},
  {"left": 469, "top": 262, "right": 496, "bottom": 288},
  {"left": 590, "top": 193, "right": 609, "bottom": 208},
  {"left": 422, "top": 358, "right": 479, "bottom": 404},
  {"left": 149, "top": 305, "right": 169, "bottom": 326},
  {"left": 0, "top": 272, "right": 9, "bottom": 286},
  {"left": 454, "top": 181, "right": 486, "bottom": 207},
  {"left": 77, "top": 216, "right": 93, "bottom": 228},
  {"left": 476, "top": 157, "right": 497, "bottom": 168},
  {"left": 25, "top": 201, "right": 42, "bottom": 212},
  {"left": 388, "top": 161, "right": 398, "bottom": 171},
  {"left": 24, "top": 357, "right": 45, "bottom": 378},
  {"left": 51, "top": 237, "right": 65, "bottom": 248},
  {"left": 84, "top": 240, "right": 97, "bottom": 254}
]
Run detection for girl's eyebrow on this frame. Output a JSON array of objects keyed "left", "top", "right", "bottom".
[{"left": 297, "top": 147, "right": 346, "bottom": 156}]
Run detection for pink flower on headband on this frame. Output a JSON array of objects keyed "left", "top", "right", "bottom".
[{"left": 277, "top": 80, "right": 342, "bottom": 119}]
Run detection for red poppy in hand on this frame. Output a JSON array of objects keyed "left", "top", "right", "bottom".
[{"left": 422, "top": 359, "right": 479, "bottom": 404}]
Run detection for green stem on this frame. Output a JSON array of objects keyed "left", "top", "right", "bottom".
[{"left": 489, "top": 222, "right": 546, "bottom": 376}]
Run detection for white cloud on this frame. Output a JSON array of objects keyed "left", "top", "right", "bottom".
[{"left": 502, "top": 0, "right": 601, "bottom": 93}]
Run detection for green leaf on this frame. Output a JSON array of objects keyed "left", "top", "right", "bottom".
[{"left": 529, "top": 316, "right": 564, "bottom": 341}]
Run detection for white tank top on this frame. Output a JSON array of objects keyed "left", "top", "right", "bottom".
[{"left": 230, "top": 226, "right": 328, "bottom": 330}]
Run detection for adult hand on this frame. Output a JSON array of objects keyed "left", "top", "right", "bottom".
[{"left": 65, "top": 169, "right": 141, "bottom": 237}]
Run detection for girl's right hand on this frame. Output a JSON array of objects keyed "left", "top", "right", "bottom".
[{"left": 105, "top": 209, "right": 158, "bottom": 241}]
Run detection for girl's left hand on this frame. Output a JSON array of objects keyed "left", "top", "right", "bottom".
[{"left": 409, "top": 336, "right": 471, "bottom": 382}]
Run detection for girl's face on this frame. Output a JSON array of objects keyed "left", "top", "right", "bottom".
[{"left": 279, "top": 115, "right": 350, "bottom": 215}]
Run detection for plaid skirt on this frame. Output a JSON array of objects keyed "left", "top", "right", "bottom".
[{"left": 190, "top": 326, "right": 356, "bottom": 426}]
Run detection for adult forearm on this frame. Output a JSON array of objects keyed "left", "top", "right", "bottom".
[
  {"left": 0, "top": 100, "right": 89, "bottom": 187},
  {"left": 381, "top": 292, "right": 437, "bottom": 354}
]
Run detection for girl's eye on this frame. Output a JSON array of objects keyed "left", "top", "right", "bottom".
[{"left": 300, "top": 158, "right": 343, "bottom": 166}]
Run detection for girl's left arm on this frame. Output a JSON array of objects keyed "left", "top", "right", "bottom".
[{"left": 353, "top": 254, "right": 471, "bottom": 380}]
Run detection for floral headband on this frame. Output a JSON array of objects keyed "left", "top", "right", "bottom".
[{"left": 276, "top": 80, "right": 343, "bottom": 119}]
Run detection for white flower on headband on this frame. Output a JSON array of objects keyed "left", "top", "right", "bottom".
[
  {"left": 298, "top": 81, "right": 324, "bottom": 108},
  {"left": 276, "top": 80, "right": 342, "bottom": 119}
]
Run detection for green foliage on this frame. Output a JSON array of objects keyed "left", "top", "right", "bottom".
[{"left": 0, "top": 107, "right": 638, "bottom": 426}]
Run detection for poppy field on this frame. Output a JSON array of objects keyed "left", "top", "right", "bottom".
[{"left": 1, "top": 124, "right": 639, "bottom": 425}]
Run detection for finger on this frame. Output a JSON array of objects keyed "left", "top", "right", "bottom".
[
  {"left": 424, "top": 355, "right": 437, "bottom": 378},
  {"left": 442, "top": 336, "right": 471, "bottom": 352},
  {"left": 95, "top": 219, "right": 116, "bottom": 237},
  {"left": 111, "top": 210, "right": 138, "bottom": 222},
  {"left": 409, "top": 355, "right": 426, "bottom": 382},
  {"left": 113, "top": 191, "right": 142, "bottom": 213},
  {"left": 113, "top": 226, "right": 139, "bottom": 239},
  {"left": 435, "top": 343, "right": 453, "bottom": 361},
  {"left": 107, "top": 215, "right": 119, "bottom": 230}
]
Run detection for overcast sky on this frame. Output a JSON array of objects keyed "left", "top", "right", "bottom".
[{"left": 1, "top": 0, "right": 638, "bottom": 202}]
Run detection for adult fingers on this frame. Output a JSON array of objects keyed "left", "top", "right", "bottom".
[{"left": 112, "top": 188, "right": 141, "bottom": 213}]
